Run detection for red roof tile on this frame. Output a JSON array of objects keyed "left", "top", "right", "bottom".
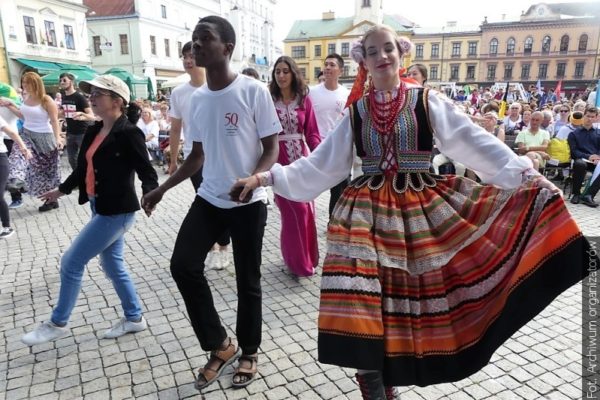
[{"left": 83, "top": 0, "right": 136, "bottom": 17}]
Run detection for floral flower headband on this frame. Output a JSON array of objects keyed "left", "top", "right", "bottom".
[{"left": 345, "top": 35, "right": 415, "bottom": 108}]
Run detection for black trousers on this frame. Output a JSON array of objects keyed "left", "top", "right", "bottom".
[
  {"left": 170, "top": 197, "right": 267, "bottom": 354},
  {"left": 3, "top": 139, "right": 21, "bottom": 202},
  {"left": 329, "top": 177, "right": 350, "bottom": 218},
  {"left": 572, "top": 159, "right": 600, "bottom": 197},
  {"left": 190, "top": 165, "right": 230, "bottom": 247},
  {"left": 0, "top": 154, "right": 9, "bottom": 227}
]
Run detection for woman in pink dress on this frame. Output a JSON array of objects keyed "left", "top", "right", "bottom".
[{"left": 269, "top": 56, "right": 321, "bottom": 276}]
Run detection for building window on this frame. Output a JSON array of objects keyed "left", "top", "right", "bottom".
[
  {"left": 504, "top": 64, "right": 513, "bottom": 79},
  {"left": 451, "top": 42, "right": 461, "bottom": 57},
  {"left": 430, "top": 65, "right": 438, "bottom": 80},
  {"left": 468, "top": 42, "right": 477, "bottom": 57},
  {"left": 466, "top": 65, "right": 475, "bottom": 79},
  {"left": 343, "top": 65, "right": 349, "bottom": 76},
  {"left": 63, "top": 25, "right": 75, "bottom": 49},
  {"left": 575, "top": 61, "right": 585, "bottom": 77},
  {"left": 450, "top": 65, "right": 459, "bottom": 80},
  {"left": 362, "top": 0, "right": 370, "bottom": 6},
  {"left": 524, "top": 37, "right": 533, "bottom": 55},
  {"left": 178, "top": 41, "right": 182, "bottom": 56},
  {"left": 415, "top": 44, "right": 424, "bottom": 59},
  {"left": 431, "top": 43, "right": 439, "bottom": 58},
  {"left": 538, "top": 63, "right": 548, "bottom": 78},
  {"left": 487, "top": 64, "right": 496, "bottom": 80},
  {"left": 299, "top": 67, "right": 306, "bottom": 79},
  {"left": 150, "top": 35, "right": 156, "bottom": 55},
  {"left": 489, "top": 38, "right": 498, "bottom": 55},
  {"left": 314, "top": 67, "right": 321, "bottom": 79},
  {"left": 161, "top": 5, "right": 167, "bottom": 19},
  {"left": 164, "top": 38, "right": 170, "bottom": 57},
  {"left": 327, "top": 43, "right": 335, "bottom": 55},
  {"left": 44, "top": 20, "right": 57, "bottom": 47},
  {"left": 556, "top": 62, "right": 566, "bottom": 78},
  {"left": 521, "top": 64, "right": 531, "bottom": 79},
  {"left": 578, "top": 34, "right": 588, "bottom": 52},
  {"left": 506, "top": 38, "right": 515, "bottom": 56},
  {"left": 120, "top": 34, "right": 129, "bottom": 55},
  {"left": 341, "top": 42, "right": 349, "bottom": 57},
  {"left": 560, "top": 35, "right": 569, "bottom": 53},
  {"left": 23, "top": 16, "right": 37, "bottom": 44},
  {"left": 291, "top": 46, "right": 306, "bottom": 58},
  {"left": 314, "top": 44, "right": 321, "bottom": 57},
  {"left": 541, "top": 35, "right": 551, "bottom": 54},
  {"left": 93, "top": 35, "right": 102, "bottom": 56}
]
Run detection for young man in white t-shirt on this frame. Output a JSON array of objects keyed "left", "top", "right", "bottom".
[
  {"left": 142, "top": 16, "right": 281, "bottom": 391},
  {"left": 308, "top": 53, "right": 350, "bottom": 216},
  {"left": 168, "top": 41, "right": 231, "bottom": 270}
]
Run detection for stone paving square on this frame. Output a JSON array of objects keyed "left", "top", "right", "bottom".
[{"left": 1, "top": 164, "right": 598, "bottom": 399}]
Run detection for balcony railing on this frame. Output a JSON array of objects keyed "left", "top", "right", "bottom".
[{"left": 480, "top": 49, "right": 595, "bottom": 59}]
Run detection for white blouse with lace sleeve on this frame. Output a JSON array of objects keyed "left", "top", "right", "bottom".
[
  {"left": 271, "top": 114, "right": 354, "bottom": 202},
  {"left": 270, "top": 90, "right": 534, "bottom": 202}
]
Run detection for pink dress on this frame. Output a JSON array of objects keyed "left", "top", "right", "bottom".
[{"left": 274, "top": 96, "right": 321, "bottom": 276}]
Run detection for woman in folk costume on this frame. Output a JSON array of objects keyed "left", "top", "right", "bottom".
[
  {"left": 232, "top": 25, "right": 590, "bottom": 399},
  {"left": 269, "top": 56, "right": 321, "bottom": 276}
]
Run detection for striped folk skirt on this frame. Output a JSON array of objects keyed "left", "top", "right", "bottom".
[{"left": 318, "top": 174, "right": 590, "bottom": 387}]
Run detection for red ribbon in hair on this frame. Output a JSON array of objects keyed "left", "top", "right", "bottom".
[{"left": 345, "top": 66, "right": 419, "bottom": 109}]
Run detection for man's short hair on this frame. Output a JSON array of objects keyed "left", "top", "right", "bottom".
[
  {"left": 59, "top": 72, "right": 75, "bottom": 82},
  {"left": 198, "top": 15, "right": 236, "bottom": 50},
  {"left": 325, "top": 53, "right": 344, "bottom": 69},
  {"left": 585, "top": 106, "right": 599, "bottom": 116},
  {"left": 182, "top": 41, "right": 193, "bottom": 56}
]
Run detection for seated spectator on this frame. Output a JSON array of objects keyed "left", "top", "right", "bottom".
[
  {"left": 516, "top": 111, "right": 550, "bottom": 170},
  {"left": 554, "top": 104, "right": 571, "bottom": 134},
  {"left": 454, "top": 90, "right": 467, "bottom": 102},
  {"left": 514, "top": 109, "right": 531, "bottom": 134},
  {"left": 137, "top": 107, "right": 161, "bottom": 163},
  {"left": 556, "top": 111, "right": 584, "bottom": 140},
  {"left": 483, "top": 112, "right": 505, "bottom": 142},
  {"left": 567, "top": 107, "right": 600, "bottom": 207},
  {"left": 541, "top": 110, "right": 555, "bottom": 136},
  {"left": 503, "top": 103, "right": 522, "bottom": 135}
]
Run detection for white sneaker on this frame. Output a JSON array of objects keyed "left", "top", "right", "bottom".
[
  {"left": 216, "top": 250, "right": 230, "bottom": 270},
  {"left": 0, "top": 227, "right": 14, "bottom": 239},
  {"left": 22, "top": 321, "right": 70, "bottom": 346},
  {"left": 102, "top": 317, "right": 147, "bottom": 339},
  {"left": 205, "top": 250, "right": 219, "bottom": 270}
]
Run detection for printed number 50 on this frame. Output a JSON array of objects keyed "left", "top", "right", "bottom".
[{"left": 225, "top": 112, "right": 238, "bottom": 127}]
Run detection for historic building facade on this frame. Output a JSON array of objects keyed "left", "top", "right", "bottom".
[
  {"left": 286, "top": 2, "right": 600, "bottom": 91},
  {"left": 283, "top": 0, "right": 413, "bottom": 85}
]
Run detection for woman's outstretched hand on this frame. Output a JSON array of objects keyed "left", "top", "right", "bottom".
[
  {"left": 229, "top": 176, "right": 259, "bottom": 203},
  {"left": 39, "top": 189, "right": 64, "bottom": 203}
]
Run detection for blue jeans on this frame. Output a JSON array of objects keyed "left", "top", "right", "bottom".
[{"left": 51, "top": 198, "right": 141, "bottom": 325}]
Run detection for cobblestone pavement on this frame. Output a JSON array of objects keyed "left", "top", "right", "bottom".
[{"left": 1, "top": 164, "right": 598, "bottom": 400}]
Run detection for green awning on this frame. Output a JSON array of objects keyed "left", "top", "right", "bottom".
[
  {"left": 41, "top": 66, "right": 99, "bottom": 86},
  {"left": 15, "top": 58, "right": 61, "bottom": 75}
]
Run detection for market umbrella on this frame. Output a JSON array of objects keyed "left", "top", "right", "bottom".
[
  {"left": 41, "top": 65, "right": 98, "bottom": 86},
  {"left": 104, "top": 68, "right": 148, "bottom": 102}
]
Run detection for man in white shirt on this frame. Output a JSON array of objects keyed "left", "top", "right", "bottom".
[
  {"left": 142, "top": 16, "right": 281, "bottom": 391},
  {"left": 169, "top": 41, "right": 231, "bottom": 270},
  {"left": 308, "top": 53, "right": 350, "bottom": 216}
]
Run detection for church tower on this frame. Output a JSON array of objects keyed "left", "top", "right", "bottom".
[{"left": 354, "top": 0, "right": 384, "bottom": 25}]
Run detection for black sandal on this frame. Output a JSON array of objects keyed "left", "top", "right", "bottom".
[
  {"left": 194, "top": 338, "right": 240, "bottom": 390},
  {"left": 232, "top": 353, "right": 258, "bottom": 388}
]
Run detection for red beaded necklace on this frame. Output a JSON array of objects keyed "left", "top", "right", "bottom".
[{"left": 367, "top": 82, "right": 407, "bottom": 134}]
